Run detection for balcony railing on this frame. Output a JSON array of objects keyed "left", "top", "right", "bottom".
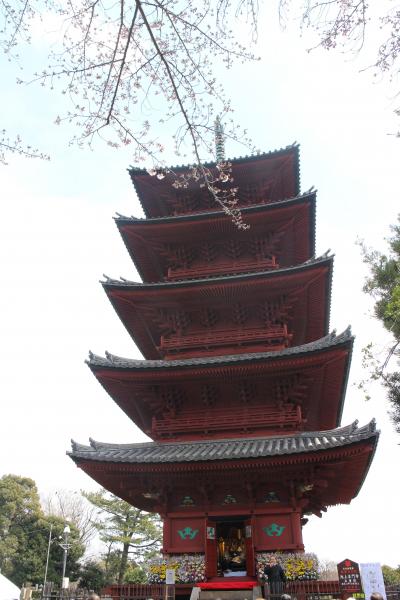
[
  {"left": 159, "top": 325, "right": 292, "bottom": 355},
  {"left": 152, "top": 404, "right": 304, "bottom": 437},
  {"left": 167, "top": 257, "right": 279, "bottom": 281}
]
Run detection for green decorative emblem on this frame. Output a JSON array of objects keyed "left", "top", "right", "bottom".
[
  {"left": 264, "top": 491, "right": 279, "bottom": 503},
  {"left": 178, "top": 527, "right": 199, "bottom": 540},
  {"left": 263, "top": 523, "right": 285, "bottom": 537},
  {"left": 222, "top": 494, "right": 237, "bottom": 505},
  {"left": 181, "top": 496, "right": 195, "bottom": 506}
]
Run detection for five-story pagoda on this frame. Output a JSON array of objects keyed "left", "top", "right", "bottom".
[{"left": 69, "top": 144, "right": 378, "bottom": 581}]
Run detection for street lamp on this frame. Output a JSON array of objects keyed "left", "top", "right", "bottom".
[
  {"left": 60, "top": 525, "right": 71, "bottom": 590},
  {"left": 43, "top": 524, "right": 53, "bottom": 596}
]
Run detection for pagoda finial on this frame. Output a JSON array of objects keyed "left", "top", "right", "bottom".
[{"left": 214, "top": 116, "right": 225, "bottom": 163}]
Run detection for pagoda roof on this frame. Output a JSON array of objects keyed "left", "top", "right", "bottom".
[
  {"left": 128, "top": 144, "right": 300, "bottom": 218},
  {"left": 87, "top": 329, "right": 353, "bottom": 436},
  {"left": 129, "top": 144, "right": 300, "bottom": 178},
  {"left": 116, "top": 189, "right": 314, "bottom": 226},
  {"left": 115, "top": 191, "right": 316, "bottom": 283},
  {"left": 102, "top": 254, "right": 333, "bottom": 359},
  {"left": 70, "top": 420, "right": 378, "bottom": 465},
  {"left": 88, "top": 327, "right": 352, "bottom": 371},
  {"left": 69, "top": 420, "right": 378, "bottom": 514},
  {"left": 103, "top": 252, "right": 331, "bottom": 290}
]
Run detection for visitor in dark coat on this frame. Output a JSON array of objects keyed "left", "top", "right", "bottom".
[{"left": 264, "top": 556, "right": 286, "bottom": 596}]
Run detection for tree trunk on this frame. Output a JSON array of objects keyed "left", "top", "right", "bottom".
[
  {"left": 104, "top": 543, "right": 113, "bottom": 582},
  {"left": 118, "top": 542, "right": 130, "bottom": 584}
]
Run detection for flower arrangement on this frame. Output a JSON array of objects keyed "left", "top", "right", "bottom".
[
  {"left": 256, "top": 552, "right": 319, "bottom": 581},
  {"left": 147, "top": 554, "right": 206, "bottom": 583}
]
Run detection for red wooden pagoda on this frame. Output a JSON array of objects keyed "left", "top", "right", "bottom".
[{"left": 69, "top": 144, "right": 378, "bottom": 580}]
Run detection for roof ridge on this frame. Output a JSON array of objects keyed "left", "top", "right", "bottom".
[
  {"left": 128, "top": 144, "right": 300, "bottom": 176},
  {"left": 100, "top": 253, "right": 334, "bottom": 288},
  {"left": 86, "top": 327, "right": 353, "bottom": 369},
  {"left": 85, "top": 421, "right": 363, "bottom": 450},
  {"left": 68, "top": 419, "right": 379, "bottom": 463},
  {"left": 113, "top": 190, "right": 317, "bottom": 224}
]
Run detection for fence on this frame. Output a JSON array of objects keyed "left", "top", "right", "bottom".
[
  {"left": 41, "top": 588, "right": 90, "bottom": 600},
  {"left": 104, "top": 581, "right": 341, "bottom": 600},
  {"left": 39, "top": 580, "right": 398, "bottom": 600},
  {"left": 41, "top": 585, "right": 91, "bottom": 600},
  {"left": 386, "top": 586, "right": 400, "bottom": 600},
  {"left": 39, "top": 583, "right": 173, "bottom": 600},
  {"left": 104, "top": 584, "right": 175, "bottom": 600},
  {"left": 264, "top": 580, "right": 342, "bottom": 600}
]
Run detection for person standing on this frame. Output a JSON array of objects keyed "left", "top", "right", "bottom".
[{"left": 264, "top": 556, "right": 286, "bottom": 597}]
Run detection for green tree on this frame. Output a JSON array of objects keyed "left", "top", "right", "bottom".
[
  {"left": 84, "top": 490, "right": 161, "bottom": 584},
  {"left": 0, "top": 475, "right": 85, "bottom": 586},
  {"left": 382, "top": 565, "right": 400, "bottom": 586},
  {"left": 123, "top": 564, "right": 147, "bottom": 584},
  {"left": 0, "top": 475, "right": 42, "bottom": 579},
  {"left": 360, "top": 217, "right": 400, "bottom": 432},
  {"left": 10, "top": 515, "right": 83, "bottom": 587},
  {"left": 79, "top": 560, "right": 107, "bottom": 591},
  {"left": 78, "top": 554, "right": 147, "bottom": 589}
]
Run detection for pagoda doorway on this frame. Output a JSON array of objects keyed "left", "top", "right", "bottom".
[{"left": 206, "top": 517, "right": 255, "bottom": 578}]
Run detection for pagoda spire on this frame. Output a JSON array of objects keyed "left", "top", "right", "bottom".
[{"left": 214, "top": 115, "right": 225, "bottom": 163}]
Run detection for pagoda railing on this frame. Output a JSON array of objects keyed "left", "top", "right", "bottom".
[
  {"left": 167, "top": 257, "right": 279, "bottom": 280},
  {"left": 152, "top": 404, "right": 304, "bottom": 438},
  {"left": 159, "top": 324, "right": 292, "bottom": 356}
]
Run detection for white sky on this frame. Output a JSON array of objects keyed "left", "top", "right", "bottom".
[{"left": 1, "top": 1, "right": 399, "bottom": 569}]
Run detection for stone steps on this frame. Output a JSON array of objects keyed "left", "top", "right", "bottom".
[{"left": 190, "top": 586, "right": 263, "bottom": 600}]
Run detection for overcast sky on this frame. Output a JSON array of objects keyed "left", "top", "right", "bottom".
[{"left": 1, "top": 1, "right": 399, "bottom": 568}]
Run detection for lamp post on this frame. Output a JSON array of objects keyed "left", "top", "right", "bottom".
[
  {"left": 43, "top": 523, "right": 53, "bottom": 596},
  {"left": 60, "top": 525, "right": 71, "bottom": 591}
]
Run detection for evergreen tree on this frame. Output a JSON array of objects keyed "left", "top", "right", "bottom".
[
  {"left": 84, "top": 490, "right": 161, "bottom": 584},
  {"left": 79, "top": 560, "right": 107, "bottom": 591},
  {"left": 0, "top": 475, "right": 85, "bottom": 586},
  {"left": 360, "top": 217, "right": 400, "bottom": 432},
  {"left": 382, "top": 565, "right": 400, "bottom": 586}
]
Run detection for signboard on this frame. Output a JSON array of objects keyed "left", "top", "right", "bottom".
[
  {"left": 165, "top": 569, "right": 176, "bottom": 585},
  {"left": 61, "top": 577, "right": 69, "bottom": 590},
  {"left": 360, "top": 563, "right": 387, "bottom": 600},
  {"left": 206, "top": 526, "right": 215, "bottom": 539},
  {"left": 337, "top": 559, "right": 363, "bottom": 594}
]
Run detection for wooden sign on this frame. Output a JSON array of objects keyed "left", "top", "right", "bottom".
[{"left": 337, "top": 559, "right": 363, "bottom": 593}]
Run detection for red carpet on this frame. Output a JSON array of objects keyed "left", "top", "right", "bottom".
[
  {"left": 198, "top": 582, "right": 258, "bottom": 589},
  {"left": 209, "top": 577, "right": 255, "bottom": 582}
]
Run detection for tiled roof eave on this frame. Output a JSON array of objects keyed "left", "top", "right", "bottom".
[
  {"left": 114, "top": 190, "right": 315, "bottom": 226},
  {"left": 353, "top": 425, "right": 380, "bottom": 496},
  {"left": 128, "top": 144, "right": 299, "bottom": 176},
  {"left": 68, "top": 420, "right": 378, "bottom": 466},
  {"left": 87, "top": 327, "right": 353, "bottom": 371},
  {"left": 128, "top": 144, "right": 300, "bottom": 217},
  {"left": 335, "top": 330, "right": 353, "bottom": 426},
  {"left": 101, "top": 253, "right": 333, "bottom": 290}
]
